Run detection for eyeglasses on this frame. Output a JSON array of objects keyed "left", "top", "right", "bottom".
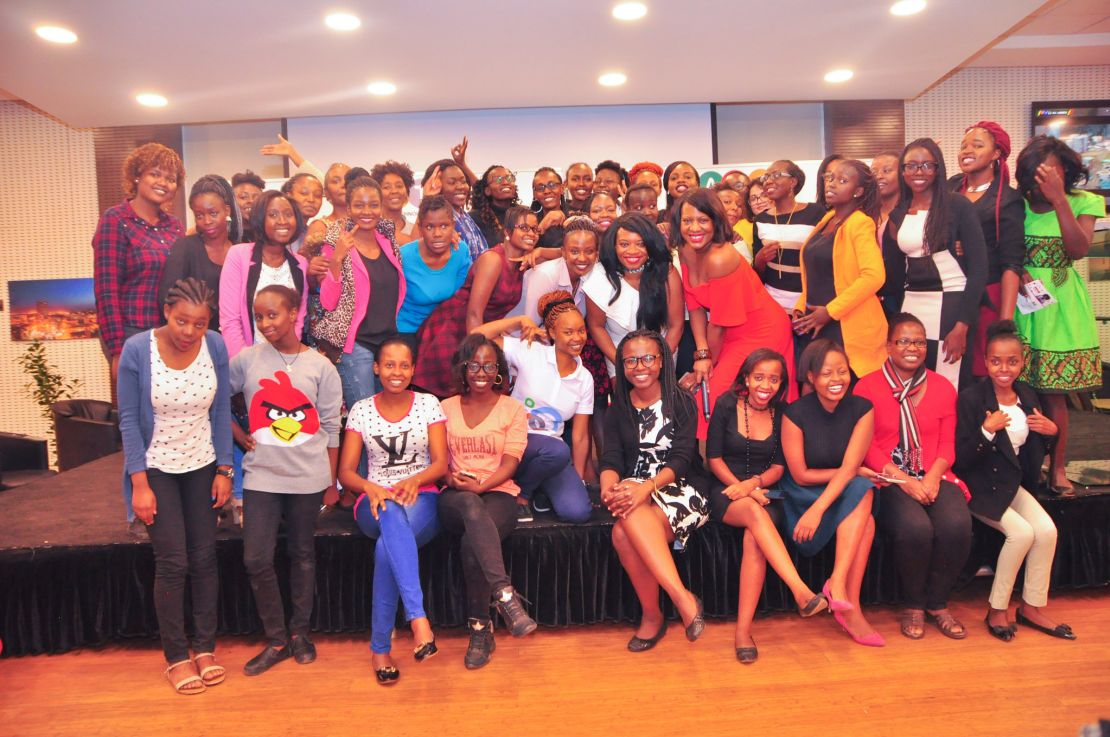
[
  {"left": 730, "top": 182, "right": 750, "bottom": 193},
  {"left": 758, "top": 170, "right": 793, "bottom": 184},
  {"left": 465, "top": 361, "right": 499, "bottom": 374},
  {"left": 893, "top": 338, "right": 928, "bottom": 348},
  {"left": 621, "top": 354, "right": 660, "bottom": 369},
  {"left": 534, "top": 181, "right": 561, "bottom": 192},
  {"left": 514, "top": 223, "right": 540, "bottom": 234},
  {"left": 492, "top": 174, "right": 516, "bottom": 184},
  {"left": 902, "top": 162, "right": 938, "bottom": 174}
]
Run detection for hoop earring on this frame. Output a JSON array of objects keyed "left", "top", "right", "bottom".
[{"left": 493, "top": 374, "right": 504, "bottom": 385}]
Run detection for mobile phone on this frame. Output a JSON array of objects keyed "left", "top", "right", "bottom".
[
  {"left": 457, "top": 470, "right": 479, "bottom": 481},
  {"left": 874, "top": 473, "right": 904, "bottom": 484}
]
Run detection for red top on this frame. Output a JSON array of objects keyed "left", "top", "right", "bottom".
[{"left": 853, "top": 368, "right": 957, "bottom": 474}]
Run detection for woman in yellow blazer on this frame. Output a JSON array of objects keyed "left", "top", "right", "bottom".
[{"left": 793, "top": 159, "right": 887, "bottom": 379}]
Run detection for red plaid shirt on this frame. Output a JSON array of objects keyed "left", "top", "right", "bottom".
[{"left": 93, "top": 200, "right": 184, "bottom": 355}]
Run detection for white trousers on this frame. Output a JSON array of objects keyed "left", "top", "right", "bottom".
[{"left": 972, "top": 487, "right": 1058, "bottom": 609}]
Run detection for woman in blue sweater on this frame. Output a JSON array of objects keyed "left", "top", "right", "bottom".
[{"left": 117, "top": 277, "right": 234, "bottom": 694}]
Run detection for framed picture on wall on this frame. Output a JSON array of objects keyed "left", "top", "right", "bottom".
[{"left": 8, "top": 278, "right": 99, "bottom": 341}]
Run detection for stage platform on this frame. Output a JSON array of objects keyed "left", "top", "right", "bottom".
[{"left": 2, "top": 421, "right": 1109, "bottom": 657}]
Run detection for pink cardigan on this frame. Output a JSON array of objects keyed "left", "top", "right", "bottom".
[
  {"left": 218, "top": 242, "right": 309, "bottom": 358},
  {"left": 319, "top": 231, "right": 406, "bottom": 354}
]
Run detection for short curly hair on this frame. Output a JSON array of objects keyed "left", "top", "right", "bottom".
[
  {"left": 370, "top": 160, "right": 415, "bottom": 191},
  {"left": 122, "top": 142, "right": 185, "bottom": 199}
]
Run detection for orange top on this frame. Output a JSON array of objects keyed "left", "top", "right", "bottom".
[
  {"left": 440, "top": 394, "right": 529, "bottom": 496},
  {"left": 683, "top": 254, "right": 776, "bottom": 328}
]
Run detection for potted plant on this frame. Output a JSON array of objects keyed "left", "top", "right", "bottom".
[{"left": 18, "top": 340, "right": 82, "bottom": 459}]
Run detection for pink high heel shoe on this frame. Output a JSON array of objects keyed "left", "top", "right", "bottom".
[
  {"left": 834, "top": 610, "right": 885, "bottom": 647},
  {"left": 822, "top": 579, "right": 854, "bottom": 612}
]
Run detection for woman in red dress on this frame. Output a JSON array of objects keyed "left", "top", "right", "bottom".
[
  {"left": 413, "top": 206, "right": 538, "bottom": 397},
  {"left": 673, "top": 189, "right": 796, "bottom": 438}
]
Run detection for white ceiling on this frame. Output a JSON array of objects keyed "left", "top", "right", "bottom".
[
  {"left": 968, "top": 0, "right": 1110, "bottom": 67},
  {"left": 0, "top": 0, "right": 1061, "bottom": 128}
]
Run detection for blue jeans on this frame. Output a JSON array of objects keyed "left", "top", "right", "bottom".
[
  {"left": 354, "top": 492, "right": 440, "bottom": 654},
  {"left": 336, "top": 342, "right": 380, "bottom": 478},
  {"left": 515, "top": 433, "right": 592, "bottom": 523}
]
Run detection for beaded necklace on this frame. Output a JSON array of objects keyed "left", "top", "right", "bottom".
[{"left": 742, "top": 397, "right": 777, "bottom": 478}]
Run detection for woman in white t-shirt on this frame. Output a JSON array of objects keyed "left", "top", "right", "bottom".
[
  {"left": 339, "top": 336, "right": 449, "bottom": 686},
  {"left": 471, "top": 291, "right": 594, "bottom": 523}
]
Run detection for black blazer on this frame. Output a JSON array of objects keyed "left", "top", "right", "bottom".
[
  {"left": 953, "top": 378, "right": 1052, "bottom": 521},
  {"left": 946, "top": 175, "right": 1026, "bottom": 292},
  {"left": 600, "top": 391, "right": 708, "bottom": 490},
  {"left": 879, "top": 193, "right": 987, "bottom": 327}
]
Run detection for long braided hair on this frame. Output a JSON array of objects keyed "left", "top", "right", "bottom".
[
  {"left": 610, "top": 329, "right": 694, "bottom": 430},
  {"left": 899, "top": 138, "right": 951, "bottom": 256},
  {"left": 834, "top": 159, "right": 881, "bottom": 224},
  {"left": 959, "top": 122, "right": 1013, "bottom": 244},
  {"left": 470, "top": 164, "right": 517, "bottom": 245},
  {"left": 189, "top": 174, "right": 244, "bottom": 243}
]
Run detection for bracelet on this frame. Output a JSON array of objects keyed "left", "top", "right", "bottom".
[{"left": 693, "top": 348, "right": 711, "bottom": 362}]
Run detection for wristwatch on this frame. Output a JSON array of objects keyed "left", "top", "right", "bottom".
[{"left": 216, "top": 466, "right": 235, "bottom": 480}]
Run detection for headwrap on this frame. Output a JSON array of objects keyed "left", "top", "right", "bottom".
[{"left": 962, "top": 121, "right": 1012, "bottom": 243}]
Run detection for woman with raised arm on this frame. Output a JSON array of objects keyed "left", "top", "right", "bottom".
[{"left": 600, "top": 330, "right": 709, "bottom": 651}]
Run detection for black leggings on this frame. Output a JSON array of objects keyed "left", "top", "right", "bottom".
[
  {"left": 438, "top": 490, "right": 518, "bottom": 620},
  {"left": 879, "top": 481, "right": 972, "bottom": 610},
  {"left": 145, "top": 463, "right": 219, "bottom": 663},
  {"left": 243, "top": 489, "right": 324, "bottom": 646}
]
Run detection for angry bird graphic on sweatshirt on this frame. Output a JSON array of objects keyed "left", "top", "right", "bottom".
[{"left": 248, "top": 370, "right": 320, "bottom": 447}]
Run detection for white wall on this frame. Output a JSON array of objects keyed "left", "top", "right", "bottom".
[
  {"left": 0, "top": 101, "right": 108, "bottom": 448},
  {"left": 181, "top": 120, "right": 283, "bottom": 227},
  {"left": 715, "top": 103, "right": 825, "bottom": 164},
  {"left": 285, "top": 104, "right": 714, "bottom": 177}
]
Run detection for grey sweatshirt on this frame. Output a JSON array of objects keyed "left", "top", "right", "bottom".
[{"left": 230, "top": 343, "right": 342, "bottom": 493}]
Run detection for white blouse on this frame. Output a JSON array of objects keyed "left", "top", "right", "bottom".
[
  {"left": 252, "top": 261, "right": 295, "bottom": 344},
  {"left": 147, "top": 332, "right": 217, "bottom": 473}
]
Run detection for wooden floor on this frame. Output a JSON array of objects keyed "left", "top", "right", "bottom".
[{"left": 1, "top": 583, "right": 1107, "bottom": 737}]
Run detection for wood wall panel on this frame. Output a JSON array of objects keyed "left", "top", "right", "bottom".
[
  {"left": 93, "top": 125, "right": 185, "bottom": 216},
  {"left": 823, "top": 100, "right": 905, "bottom": 159}
]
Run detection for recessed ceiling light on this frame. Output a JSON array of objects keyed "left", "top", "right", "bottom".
[
  {"left": 612, "top": 2, "right": 647, "bottom": 21},
  {"left": 34, "top": 25, "right": 78, "bottom": 44},
  {"left": 824, "top": 69, "right": 854, "bottom": 83},
  {"left": 136, "top": 93, "right": 168, "bottom": 108},
  {"left": 366, "top": 81, "right": 397, "bottom": 96},
  {"left": 598, "top": 72, "right": 627, "bottom": 87},
  {"left": 325, "top": 12, "right": 361, "bottom": 31},
  {"left": 890, "top": 0, "right": 926, "bottom": 16}
]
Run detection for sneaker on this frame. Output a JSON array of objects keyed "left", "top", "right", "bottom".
[
  {"left": 494, "top": 586, "right": 537, "bottom": 637},
  {"left": 531, "top": 493, "right": 552, "bottom": 514},
  {"left": 464, "top": 619, "right": 496, "bottom": 670},
  {"left": 516, "top": 501, "right": 534, "bottom": 523},
  {"left": 290, "top": 634, "right": 316, "bottom": 664}
]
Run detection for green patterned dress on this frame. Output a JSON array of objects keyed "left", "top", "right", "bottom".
[{"left": 1013, "top": 190, "right": 1106, "bottom": 393}]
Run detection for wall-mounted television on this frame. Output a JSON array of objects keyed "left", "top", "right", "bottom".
[{"left": 1032, "top": 100, "right": 1110, "bottom": 195}]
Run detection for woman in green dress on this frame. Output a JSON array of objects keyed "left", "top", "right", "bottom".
[{"left": 1013, "top": 135, "right": 1106, "bottom": 493}]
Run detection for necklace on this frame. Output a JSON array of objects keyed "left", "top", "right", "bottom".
[
  {"left": 623, "top": 263, "right": 646, "bottom": 274},
  {"left": 966, "top": 180, "right": 992, "bottom": 193},
  {"left": 742, "top": 397, "right": 776, "bottom": 481},
  {"left": 271, "top": 342, "right": 303, "bottom": 373},
  {"left": 776, "top": 205, "right": 797, "bottom": 265}
]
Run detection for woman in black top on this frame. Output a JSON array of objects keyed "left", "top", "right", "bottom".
[
  {"left": 781, "top": 339, "right": 882, "bottom": 647},
  {"left": 706, "top": 349, "right": 827, "bottom": 664},
  {"left": 600, "top": 330, "right": 709, "bottom": 652},
  {"left": 949, "top": 121, "right": 1025, "bottom": 376},
  {"left": 159, "top": 175, "right": 244, "bottom": 331}
]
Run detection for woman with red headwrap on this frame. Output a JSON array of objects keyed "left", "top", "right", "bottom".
[{"left": 948, "top": 122, "right": 1025, "bottom": 376}]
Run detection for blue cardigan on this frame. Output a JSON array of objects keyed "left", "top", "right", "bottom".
[{"left": 117, "top": 329, "right": 233, "bottom": 518}]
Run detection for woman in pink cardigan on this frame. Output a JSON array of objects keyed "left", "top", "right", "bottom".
[
  {"left": 317, "top": 175, "right": 406, "bottom": 421},
  {"left": 219, "top": 190, "right": 310, "bottom": 359}
]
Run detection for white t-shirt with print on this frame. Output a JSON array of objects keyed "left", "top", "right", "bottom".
[
  {"left": 345, "top": 391, "right": 446, "bottom": 491},
  {"left": 502, "top": 336, "right": 593, "bottom": 438}
]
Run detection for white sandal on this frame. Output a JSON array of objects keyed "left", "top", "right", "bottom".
[
  {"left": 165, "top": 659, "right": 206, "bottom": 695},
  {"left": 192, "top": 652, "right": 226, "bottom": 686}
]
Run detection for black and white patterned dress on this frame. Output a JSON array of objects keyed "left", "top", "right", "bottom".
[{"left": 630, "top": 400, "right": 708, "bottom": 550}]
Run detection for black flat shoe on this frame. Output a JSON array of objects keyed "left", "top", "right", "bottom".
[
  {"left": 627, "top": 621, "right": 667, "bottom": 652},
  {"left": 243, "top": 644, "right": 292, "bottom": 676},
  {"left": 799, "top": 593, "right": 828, "bottom": 618},
  {"left": 685, "top": 596, "right": 705, "bottom": 642},
  {"left": 984, "top": 615, "right": 1015, "bottom": 642},
  {"left": 290, "top": 634, "right": 316, "bottom": 665},
  {"left": 736, "top": 641, "right": 758, "bottom": 665},
  {"left": 1016, "top": 609, "right": 1077, "bottom": 640},
  {"left": 375, "top": 666, "right": 400, "bottom": 686},
  {"left": 413, "top": 640, "right": 438, "bottom": 662}
]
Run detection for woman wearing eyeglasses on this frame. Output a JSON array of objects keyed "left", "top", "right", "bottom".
[
  {"left": 414, "top": 206, "right": 538, "bottom": 398},
  {"left": 751, "top": 161, "right": 827, "bottom": 315},
  {"left": 854, "top": 313, "right": 971, "bottom": 641},
  {"left": 531, "top": 167, "right": 569, "bottom": 248},
  {"left": 880, "top": 139, "right": 987, "bottom": 391},
  {"left": 600, "top": 329, "right": 709, "bottom": 651},
  {"left": 438, "top": 334, "right": 537, "bottom": 669}
]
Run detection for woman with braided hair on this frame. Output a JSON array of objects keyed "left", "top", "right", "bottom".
[
  {"left": 470, "top": 164, "right": 519, "bottom": 248},
  {"left": 949, "top": 121, "right": 1025, "bottom": 376},
  {"left": 159, "top": 174, "right": 244, "bottom": 331},
  {"left": 117, "top": 277, "right": 233, "bottom": 693},
  {"left": 470, "top": 290, "right": 594, "bottom": 523}
]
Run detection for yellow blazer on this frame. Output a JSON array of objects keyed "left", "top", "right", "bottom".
[{"left": 795, "top": 209, "right": 888, "bottom": 377}]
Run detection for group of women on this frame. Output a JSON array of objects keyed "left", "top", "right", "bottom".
[{"left": 95, "top": 122, "right": 1100, "bottom": 693}]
